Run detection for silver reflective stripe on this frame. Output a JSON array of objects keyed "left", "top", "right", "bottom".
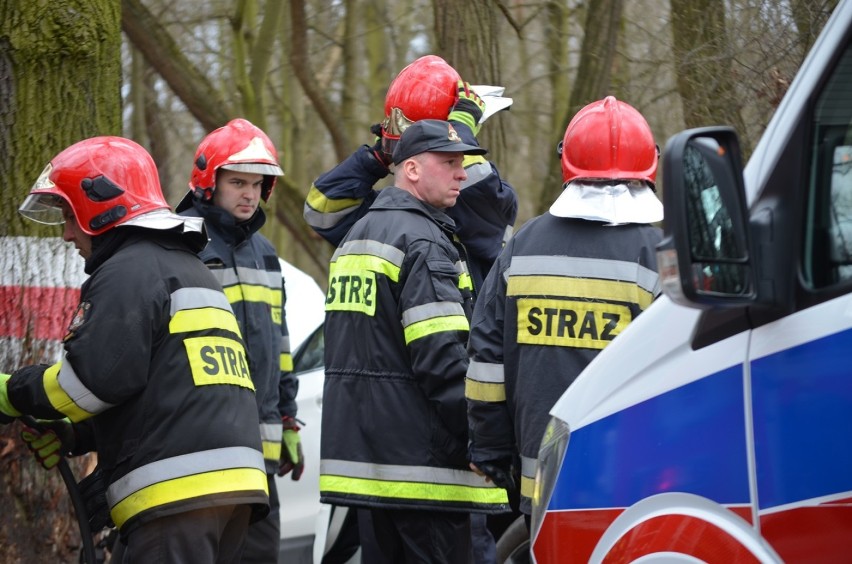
[
  {"left": 467, "top": 360, "right": 504, "bottom": 384},
  {"left": 208, "top": 266, "right": 279, "bottom": 289},
  {"left": 507, "top": 255, "right": 659, "bottom": 293},
  {"left": 280, "top": 335, "right": 290, "bottom": 353},
  {"left": 332, "top": 239, "right": 405, "bottom": 267},
  {"left": 502, "top": 224, "right": 514, "bottom": 246},
  {"left": 170, "top": 287, "right": 233, "bottom": 316},
  {"left": 461, "top": 161, "right": 491, "bottom": 188},
  {"left": 455, "top": 260, "right": 470, "bottom": 275},
  {"left": 260, "top": 422, "right": 282, "bottom": 442},
  {"left": 521, "top": 454, "right": 537, "bottom": 479},
  {"left": 57, "top": 355, "right": 115, "bottom": 413},
  {"left": 304, "top": 202, "right": 359, "bottom": 230},
  {"left": 107, "top": 446, "right": 265, "bottom": 505},
  {"left": 402, "top": 301, "right": 466, "bottom": 327},
  {"left": 321, "top": 459, "right": 487, "bottom": 487}
]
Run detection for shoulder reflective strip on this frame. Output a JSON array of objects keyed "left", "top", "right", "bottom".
[
  {"left": 403, "top": 302, "right": 466, "bottom": 326},
  {"left": 169, "top": 307, "right": 241, "bottom": 336},
  {"left": 305, "top": 184, "right": 362, "bottom": 214},
  {"left": 465, "top": 361, "right": 505, "bottom": 401},
  {"left": 508, "top": 255, "right": 659, "bottom": 294},
  {"left": 331, "top": 253, "right": 400, "bottom": 283},
  {"left": 333, "top": 239, "right": 405, "bottom": 269},
  {"left": 45, "top": 359, "right": 113, "bottom": 422},
  {"left": 461, "top": 160, "right": 491, "bottom": 188},
  {"left": 279, "top": 352, "right": 293, "bottom": 372},
  {"left": 183, "top": 337, "right": 254, "bottom": 390},
  {"left": 509, "top": 276, "right": 654, "bottom": 309},
  {"left": 110, "top": 467, "right": 268, "bottom": 528},
  {"left": 223, "top": 284, "right": 281, "bottom": 307},
  {"left": 320, "top": 475, "right": 508, "bottom": 505},
  {"left": 261, "top": 422, "right": 284, "bottom": 462},
  {"left": 109, "top": 446, "right": 265, "bottom": 504},
  {"left": 170, "top": 287, "right": 233, "bottom": 316},
  {"left": 465, "top": 378, "right": 506, "bottom": 402}
]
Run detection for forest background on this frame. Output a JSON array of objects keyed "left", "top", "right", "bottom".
[{"left": 0, "top": 0, "right": 840, "bottom": 561}]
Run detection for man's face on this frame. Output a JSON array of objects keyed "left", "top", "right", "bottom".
[
  {"left": 407, "top": 152, "right": 468, "bottom": 209},
  {"left": 61, "top": 203, "right": 92, "bottom": 260},
  {"left": 212, "top": 169, "right": 264, "bottom": 221}
]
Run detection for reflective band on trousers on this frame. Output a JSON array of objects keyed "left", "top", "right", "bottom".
[
  {"left": 107, "top": 446, "right": 267, "bottom": 528},
  {"left": 320, "top": 459, "right": 508, "bottom": 506}
]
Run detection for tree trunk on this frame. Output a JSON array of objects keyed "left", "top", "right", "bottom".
[{"left": 0, "top": 1, "right": 121, "bottom": 561}]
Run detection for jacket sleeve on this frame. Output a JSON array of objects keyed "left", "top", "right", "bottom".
[
  {"left": 278, "top": 274, "right": 298, "bottom": 418},
  {"left": 400, "top": 238, "right": 471, "bottom": 446},
  {"left": 465, "top": 248, "right": 517, "bottom": 464},
  {"left": 303, "top": 145, "right": 390, "bottom": 247},
  {"left": 447, "top": 120, "right": 519, "bottom": 288}
]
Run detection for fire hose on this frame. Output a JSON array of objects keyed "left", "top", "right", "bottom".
[{"left": 21, "top": 415, "right": 98, "bottom": 564}]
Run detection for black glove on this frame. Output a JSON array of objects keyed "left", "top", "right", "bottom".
[
  {"left": 475, "top": 457, "right": 517, "bottom": 496},
  {"left": 79, "top": 467, "right": 114, "bottom": 531},
  {"left": 448, "top": 81, "right": 485, "bottom": 136},
  {"left": 369, "top": 123, "right": 391, "bottom": 167}
]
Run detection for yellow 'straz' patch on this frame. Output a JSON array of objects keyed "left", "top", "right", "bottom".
[
  {"left": 325, "top": 270, "right": 377, "bottom": 316},
  {"left": 517, "top": 298, "right": 632, "bottom": 349},
  {"left": 183, "top": 336, "right": 255, "bottom": 390}
]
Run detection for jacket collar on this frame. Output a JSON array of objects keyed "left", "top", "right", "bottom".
[
  {"left": 372, "top": 186, "right": 457, "bottom": 233},
  {"left": 188, "top": 198, "right": 266, "bottom": 246}
]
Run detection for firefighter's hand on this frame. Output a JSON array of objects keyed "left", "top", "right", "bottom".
[
  {"left": 448, "top": 81, "right": 485, "bottom": 136},
  {"left": 470, "top": 458, "right": 516, "bottom": 494},
  {"left": 369, "top": 123, "right": 391, "bottom": 168},
  {"left": 0, "top": 373, "right": 22, "bottom": 425},
  {"left": 20, "top": 419, "right": 75, "bottom": 470},
  {"left": 278, "top": 417, "right": 304, "bottom": 480}
]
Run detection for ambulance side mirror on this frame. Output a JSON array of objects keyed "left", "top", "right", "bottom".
[{"left": 656, "top": 127, "right": 756, "bottom": 308}]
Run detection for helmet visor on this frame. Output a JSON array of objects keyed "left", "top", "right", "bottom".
[
  {"left": 220, "top": 162, "right": 284, "bottom": 177},
  {"left": 18, "top": 192, "right": 66, "bottom": 225},
  {"left": 383, "top": 107, "right": 415, "bottom": 139}
]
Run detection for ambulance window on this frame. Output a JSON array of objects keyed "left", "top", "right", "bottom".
[{"left": 804, "top": 41, "right": 852, "bottom": 288}]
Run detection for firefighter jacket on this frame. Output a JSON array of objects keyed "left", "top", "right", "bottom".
[
  {"left": 179, "top": 199, "right": 296, "bottom": 473},
  {"left": 465, "top": 214, "right": 663, "bottom": 514},
  {"left": 320, "top": 186, "right": 509, "bottom": 514},
  {"left": 303, "top": 122, "right": 518, "bottom": 292},
  {"left": 6, "top": 227, "right": 268, "bottom": 534}
]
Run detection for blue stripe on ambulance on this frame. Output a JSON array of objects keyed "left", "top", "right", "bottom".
[
  {"left": 751, "top": 326, "right": 852, "bottom": 510},
  {"left": 547, "top": 364, "right": 750, "bottom": 511}
]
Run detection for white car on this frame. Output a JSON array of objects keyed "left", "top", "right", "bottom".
[{"left": 278, "top": 260, "right": 360, "bottom": 564}]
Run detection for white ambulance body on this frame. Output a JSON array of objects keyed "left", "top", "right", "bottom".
[{"left": 531, "top": 1, "right": 852, "bottom": 561}]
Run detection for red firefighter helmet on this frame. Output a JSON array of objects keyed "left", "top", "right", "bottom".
[
  {"left": 189, "top": 118, "right": 283, "bottom": 202},
  {"left": 19, "top": 136, "right": 174, "bottom": 236},
  {"left": 381, "top": 55, "right": 461, "bottom": 157},
  {"left": 560, "top": 96, "right": 657, "bottom": 185}
]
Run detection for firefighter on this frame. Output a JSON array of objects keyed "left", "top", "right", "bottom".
[
  {"left": 303, "top": 54, "right": 518, "bottom": 293},
  {"left": 0, "top": 136, "right": 268, "bottom": 562},
  {"left": 176, "top": 118, "right": 302, "bottom": 563},
  {"left": 320, "top": 120, "right": 510, "bottom": 564},
  {"left": 466, "top": 97, "right": 664, "bottom": 533}
]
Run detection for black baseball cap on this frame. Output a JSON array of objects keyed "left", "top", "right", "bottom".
[{"left": 391, "top": 119, "right": 487, "bottom": 165}]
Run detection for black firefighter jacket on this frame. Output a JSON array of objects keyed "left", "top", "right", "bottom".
[
  {"left": 320, "top": 186, "right": 509, "bottom": 514},
  {"left": 466, "top": 213, "right": 663, "bottom": 514},
  {"left": 179, "top": 199, "right": 296, "bottom": 473},
  {"left": 7, "top": 227, "right": 268, "bottom": 534}
]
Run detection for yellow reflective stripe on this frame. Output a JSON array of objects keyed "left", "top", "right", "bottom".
[
  {"left": 404, "top": 315, "right": 469, "bottom": 344},
  {"left": 332, "top": 254, "right": 401, "bottom": 282},
  {"left": 271, "top": 305, "right": 282, "bottom": 325},
  {"left": 465, "top": 378, "right": 506, "bottom": 402},
  {"left": 517, "top": 298, "right": 632, "bottom": 350},
  {"left": 507, "top": 275, "right": 654, "bottom": 309},
  {"left": 223, "top": 284, "right": 282, "bottom": 306},
  {"left": 520, "top": 474, "right": 535, "bottom": 500},
  {"left": 43, "top": 362, "right": 94, "bottom": 423},
  {"left": 320, "top": 475, "right": 508, "bottom": 505},
  {"left": 306, "top": 184, "right": 362, "bottom": 213},
  {"left": 263, "top": 440, "right": 282, "bottom": 461},
  {"left": 169, "top": 307, "right": 241, "bottom": 335},
  {"left": 463, "top": 154, "right": 487, "bottom": 167},
  {"left": 280, "top": 353, "right": 293, "bottom": 372},
  {"left": 458, "top": 272, "right": 473, "bottom": 292},
  {"left": 111, "top": 467, "right": 268, "bottom": 528}
]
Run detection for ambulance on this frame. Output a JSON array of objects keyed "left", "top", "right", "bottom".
[{"left": 531, "top": 0, "right": 852, "bottom": 561}]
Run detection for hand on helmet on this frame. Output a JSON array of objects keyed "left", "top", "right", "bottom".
[
  {"left": 448, "top": 81, "right": 485, "bottom": 136},
  {"left": 369, "top": 123, "right": 392, "bottom": 168}
]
